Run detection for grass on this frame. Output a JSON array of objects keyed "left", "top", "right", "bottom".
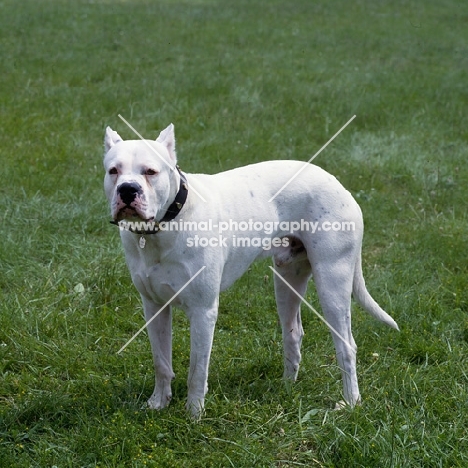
[{"left": 0, "top": 0, "right": 467, "bottom": 466}]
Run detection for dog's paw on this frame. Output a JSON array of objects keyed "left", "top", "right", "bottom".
[
  {"left": 334, "top": 400, "right": 347, "bottom": 411},
  {"left": 186, "top": 397, "right": 205, "bottom": 421},
  {"left": 147, "top": 391, "right": 172, "bottom": 410},
  {"left": 334, "top": 396, "right": 362, "bottom": 411},
  {"left": 283, "top": 365, "right": 300, "bottom": 381}
]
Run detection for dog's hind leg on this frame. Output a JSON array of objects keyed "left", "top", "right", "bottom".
[
  {"left": 312, "top": 258, "right": 360, "bottom": 407},
  {"left": 273, "top": 257, "right": 312, "bottom": 381},
  {"left": 142, "top": 297, "right": 175, "bottom": 411}
]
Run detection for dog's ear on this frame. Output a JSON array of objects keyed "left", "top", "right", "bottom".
[
  {"left": 156, "top": 123, "right": 177, "bottom": 163},
  {"left": 104, "top": 126, "right": 123, "bottom": 153}
]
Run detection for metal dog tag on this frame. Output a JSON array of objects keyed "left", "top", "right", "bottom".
[{"left": 139, "top": 236, "right": 146, "bottom": 249}]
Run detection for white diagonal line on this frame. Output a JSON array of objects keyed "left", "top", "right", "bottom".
[
  {"left": 118, "top": 114, "right": 207, "bottom": 202},
  {"left": 269, "top": 266, "right": 355, "bottom": 354},
  {"left": 118, "top": 114, "right": 173, "bottom": 169},
  {"left": 117, "top": 265, "right": 206, "bottom": 354},
  {"left": 268, "top": 115, "right": 356, "bottom": 202}
]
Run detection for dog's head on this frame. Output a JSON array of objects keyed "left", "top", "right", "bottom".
[{"left": 103, "top": 124, "right": 178, "bottom": 222}]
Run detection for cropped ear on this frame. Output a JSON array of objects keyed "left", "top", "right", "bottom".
[
  {"left": 156, "top": 123, "right": 176, "bottom": 163},
  {"left": 104, "top": 126, "right": 123, "bottom": 153}
]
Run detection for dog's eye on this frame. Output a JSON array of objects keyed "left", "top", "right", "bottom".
[
  {"left": 144, "top": 169, "right": 158, "bottom": 176},
  {"left": 108, "top": 167, "right": 118, "bottom": 175}
]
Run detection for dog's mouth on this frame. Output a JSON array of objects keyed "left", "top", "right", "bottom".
[
  {"left": 113, "top": 204, "right": 151, "bottom": 222},
  {"left": 116, "top": 206, "right": 138, "bottom": 219},
  {"left": 110, "top": 212, "right": 159, "bottom": 234}
]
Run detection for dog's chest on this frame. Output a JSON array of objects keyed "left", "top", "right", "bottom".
[
  {"left": 131, "top": 261, "right": 182, "bottom": 306},
  {"left": 123, "top": 236, "right": 183, "bottom": 305}
]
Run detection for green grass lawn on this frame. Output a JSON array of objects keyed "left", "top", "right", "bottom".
[{"left": 0, "top": 0, "right": 467, "bottom": 466}]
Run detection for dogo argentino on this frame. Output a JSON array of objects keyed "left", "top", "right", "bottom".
[{"left": 103, "top": 124, "right": 399, "bottom": 418}]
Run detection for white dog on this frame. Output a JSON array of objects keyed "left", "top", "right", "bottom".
[{"left": 103, "top": 124, "right": 399, "bottom": 418}]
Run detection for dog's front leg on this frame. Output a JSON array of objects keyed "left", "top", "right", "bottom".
[
  {"left": 185, "top": 304, "right": 218, "bottom": 419},
  {"left": 142, "top": 296, "right": 175, "bottom": 410}
]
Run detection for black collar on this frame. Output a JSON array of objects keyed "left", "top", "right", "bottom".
[
  {"left": 110, "top": 166, "right": 188, "bottom": 235},
  {"left": 159, "top": 166, "right": 189, "bottom": 224}
]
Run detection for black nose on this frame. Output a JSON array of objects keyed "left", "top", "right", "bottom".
[{"left": 117, "top": 182, "right": 142, "bottom": 205}]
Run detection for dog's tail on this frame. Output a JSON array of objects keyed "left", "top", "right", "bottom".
[{"left": 352, "top": 254, "right": 399, "bottom": 330}]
